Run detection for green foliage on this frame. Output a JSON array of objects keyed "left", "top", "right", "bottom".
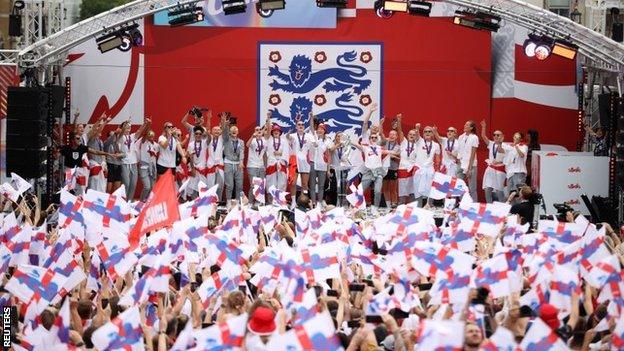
[{"left": 80, "top": 0, "right": 134, "bottom": 20}]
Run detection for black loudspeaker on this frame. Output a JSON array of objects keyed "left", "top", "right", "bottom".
[
  {"left": 5, "top": 87, "right": 49, "bottom": 179},
  {"left": 598, "top": 93, "right": 612, "bottom": 128},
  {"left": 8, "top": 14, "right": 21, "bottom": 37},
  {"left": 48, "top": 85, "right": 65, "bottom": 119},
  {"left": 613, "top": 22, "right": 624, "bottom": 42}
]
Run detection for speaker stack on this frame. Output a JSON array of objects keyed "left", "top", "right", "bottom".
[{"left": 5, "top": 87, "right": 48, "bottom": 179}]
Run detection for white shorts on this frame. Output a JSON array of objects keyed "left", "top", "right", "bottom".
[{"left": 482, "top": 167, "right": 506, "bottom": 191}]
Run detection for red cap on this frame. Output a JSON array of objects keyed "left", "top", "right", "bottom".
[
  {"left": 247, "top": 307, "right": 276, "bottom": 335},
  {"left": 539, "top": 304, "right": 560, "bottom": 331},
  {"left": 317, "top": 123, "right": 327, "bottom": 132},
  {"left": 271, "top": 124, "right": 282, "bottom": 134}
]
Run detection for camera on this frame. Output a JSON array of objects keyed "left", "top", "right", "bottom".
[
  {"left": 189, "top": 106, "right": 208, "bottom": 119},
  {"left": 553, "top": 202, "right": 574, "bottom": 222}
]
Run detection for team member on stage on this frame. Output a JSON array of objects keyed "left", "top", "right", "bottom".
[
  {"left": 265, "top": 115, "right": 290, "bottom": 197},
  {"left": 351, "top": 133, "right": 388, "bottom": 208},
  {"left": 117, "top": 119, "right": 150, "bottom": 200},
  {"left": 205, "top": 115, "right": 225, "bottom": 200},
  {"left": 287, "top": 114, "right": 314, "bottom": 196},
  {"left": 62, "top": 131, "right": 120, "bottom": 195},
  {"left": 157, "top": 121, "right": 187, "bottom": 179},
  {"left": 309, "top": 123, "right": 331, "bottom": 206},
  {"left": 328, "top": 132, "right": 351, "bottom": 206},
  {"left": 138, "top": 129, "right": 158, "bottom": 201},
  {"left": 246, "top": 124, "right": 268, "bottom": 201},
  {"left": 432, "top": 126, "right": 459, "bottom": 177},
  {"left": 222, "top": 113, "right": 245, "bottom": 201},
  {"left": 361, "top": 103, "right": 381, "bottom": 143},
  {"left": 380, "top": 115, "right": 401, "bottom": 208},
  {"left": 397, "top": 126, "right": 419, "bottom": 204},
  {"left": 104, "top": 130, "right": 122, "bottom": 193},
  {"left": 457, "top": 120, "right": 479, "bottom": 201},
  {"left": 414, "top": 125, "right": 440, "bottom": 205},
  {"left": 504, "top": 131, "right": 529, "bottom": 196},
  {"left": 86, "top": 114, "right": 112, "bottom": 192},
  {"left": 480, "top": 120, "right": 507, "bottom": 203},
  {"left": 187, "top": 125, "right": 209, "bottom": 199}
]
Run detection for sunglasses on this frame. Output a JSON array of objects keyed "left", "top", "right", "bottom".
[
  {"left": 494, "top": 133, "right": 502, "bottom": 136},
  {"left": 424, "top": 130, "right": 433, "bottom": 133},
  {"left": 74, "top": 137, "right": 81, "bottom": 140},
  {"left": 165, "top": 125, "right": 173, "bottom": 129},
  {"left": 447, "top": 130, "right": 456, "bottom": 133}
]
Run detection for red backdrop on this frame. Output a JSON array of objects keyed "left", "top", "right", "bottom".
[{"left": 141, "top": 11, "right": 578, "bottom": 197}]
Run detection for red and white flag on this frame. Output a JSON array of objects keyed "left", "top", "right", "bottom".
[{"left": 129, "top": 170, "right": 180, "bottom": 249}]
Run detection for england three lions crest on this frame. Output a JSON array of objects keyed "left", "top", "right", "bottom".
[{"left": 259, "top": 43, "right": 382, "bottom": 133}]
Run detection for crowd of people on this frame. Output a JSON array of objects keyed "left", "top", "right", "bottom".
[
  {"left": 58, "top": 105, "right": 544, "bottom": 210},
  {"left": 2, "top": 107, "right": 624, "bottom": 351}
]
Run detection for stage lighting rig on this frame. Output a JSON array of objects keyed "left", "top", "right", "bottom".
[
  {"left": 317, "top": 0, "right": 348, "bottom": 8},
  {"left": 453, "top": 10, "right": 501, "bottom": 32},
  {"left": 408, "top": 0, "right": 431, "bottom": 16},
  {"left": 168, "top": 3, "right": 204, "bottom": 26},
  {"left": 222, "top": 0, "right": 247, "bottom": 15},
  {"left": 95, "top": 23, "right": 141, "bottom": 54},
  {"left": 256, "top": 0, "right": 286, "bottom": 18}
]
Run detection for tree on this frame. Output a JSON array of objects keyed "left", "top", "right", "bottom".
[{"left": 80, "top": 0, "right": 134, "bottom": 20}]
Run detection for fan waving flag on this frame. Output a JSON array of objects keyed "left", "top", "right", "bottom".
[
  {"left": 266, "top": 311, "right": 344, "bottom": 351},
  {"left": 5, "top": 265, "right": 68, "bottom": 308},
  {"left": 92, "top": 306, "right": 145, "bottom": 351},
  {"left": 252, "top": 177, "right": 266, "bottom": 204},
  {"left": 429, "top": 172, "right": 468, "bottom": 200},
  {"left": 0, "top": 172, "right": 32, "bottom": 202},
  {"left": 269, "top": 185, "right": 289, "bottom": 208},
  {"left": 346, "top": 183, "right": 366, "bottom": 210},
  {"left": 519, "top": 318, "right": 568, "bottom": 351},
  {"left": 194, "top": 313, "right": 248, "bottom": 350},
  {"left": 129, "top": 170, "right": 180, "bottom": 249}
]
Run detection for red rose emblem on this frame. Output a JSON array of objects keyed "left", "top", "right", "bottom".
[
  {"left": 360, "top": 51, "right": 373, "bottom": 64},
  {"left": 269, "top": 94, "right": 281, "bottom": 106},
  {"left": 359, "top": 95, "right": 372, "bottom": 106},
  {"left": 314, "top": 94, "right": 327, "bottom": 106},
  {"left": 314, "top": 51, "right": 327, "bottom": 64},
  {"left": 269, "top": 51, "right": 282, "bottom": 63}
]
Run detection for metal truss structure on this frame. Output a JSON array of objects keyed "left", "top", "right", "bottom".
[
  {"left": 0, "top": 0, "right": 623, "bottom": 73},
  {"left": 443, "top": 0, "right": 624, "bottom": 73}
]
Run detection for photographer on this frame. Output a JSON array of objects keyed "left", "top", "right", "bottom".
[{"left": 506, "top": 185, "right": 534, "bottom": 228}]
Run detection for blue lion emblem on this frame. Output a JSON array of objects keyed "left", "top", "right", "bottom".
[
  {"left": 269, "top": 51, "right": 372, "bottom": 94},
  {"left": 270, "top": 93, "right": 364, "bottom": 133}
]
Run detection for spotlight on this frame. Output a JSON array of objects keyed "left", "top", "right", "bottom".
[
  {"left": 453, "top": 10, "right": 501, "bottom": 32},
  {"left": 168, "top": 3, "right": 204, "bottom": 26},
  {"left": 383, "top": 0, "right": 408, "bottom": 12},
  {"left": 13, "top": 0, "right": 25, "bottom": 10},
  {"left": 96, "top": 34, "right": 124, "bottom": 54},
  {"left": 316, "top": 0, "right": 348, "bottom": 8},
  {"left": 534, "top": 43, "right": 552, "bottom": 61},
  {"left": 222, "top": 0, "right": 247, "bottom": 15},
  {"left": 256, "top": 0, "right": 285, "bottom": 18},
  {"left": 552, "top": 39, "right": 578, "bottom": 60},
  {"left": 374, "top": 0, "right": 394, "bottom": 18},
  {"left": 408, "top": 0, "right": 431, "bottom": 16},
  {"left": 129, "top": 27, "right": 143, "bottom": 46}
]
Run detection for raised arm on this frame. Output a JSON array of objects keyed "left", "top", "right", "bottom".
[
  {"left": 264, "top": 112, "right": 272, "bottom": 139},
  {"left": 431, "top": 126, "right": 442, "bottom": 143},
  {"left": 362, "top": 103, "right": 377, "bottom": 136},
  {"left": 220, "top": 112, "right": 230, "bottom": 142},
  {"left": 181, "top": 111, "right": 193, "bottom": 131},
  {"left": 480, "top": 120, "right": 491, "bottom": 145},
  {"left": 414, "top": 123, "right": 421, "bottom": 142},
  {"left": 135, "top": 117, "right": 151, "bottom": 139},
  {"left": 396, "top": 114, "right": 404, "bottom": 143}
]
